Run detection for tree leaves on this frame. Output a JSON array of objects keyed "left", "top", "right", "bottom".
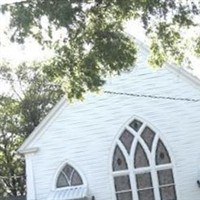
[
  {"left": 1, "top": 0, "right": 200, "bottom": 99},
  {"left": 0, "top": 0, "right": 138, "bottom": 99},
  {"left": 0, "top": 63, "right": 63, "bottom": 196}
]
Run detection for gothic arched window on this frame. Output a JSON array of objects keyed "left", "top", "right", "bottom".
[
  {"left": 112, "top": 118, "right": 177, "bottom": 200},
  {"left": 56, "top": 163, "right": 83, "bottom": 188}
]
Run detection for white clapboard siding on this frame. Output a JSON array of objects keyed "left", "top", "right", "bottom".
[{"left": 24, "top": 45, "right": 200, "bottom": 200}]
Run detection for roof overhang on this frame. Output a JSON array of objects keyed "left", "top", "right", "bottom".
[
  {"left": 134, "top": 37, "right": 200, "bottom": 89},
  {"left": 47, "top": 186, "right": 88, "bottom": 200},
  {"left": 18, "top": 147, "right": 39, "bottom": 155},
  {"left": 18, "top": 98, "right": 67, "bottom": 154}
]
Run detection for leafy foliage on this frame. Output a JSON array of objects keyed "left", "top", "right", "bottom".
[
  {"left": 0, "top": 96, "right": 25, "bottom": 197},
  {"left": 0, "top": 63, "right": 63, "bottom": 196},
  {"left": 1, "top": 0, "right": 200, "bottom": 98},
  {"left": 1, "top": 0, "right": 139, "bottom": 99}
]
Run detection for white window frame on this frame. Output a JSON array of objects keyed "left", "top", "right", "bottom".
[
  {"left": 110, "top": 116, "right": 178, "bottom": 200},
  {"left": 52, "top": 160, "right": 87, "bottom": 191}
]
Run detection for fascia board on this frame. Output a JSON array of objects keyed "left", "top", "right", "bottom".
[{"left": 18, "top": 97, "right": 67, "bottom": 154}]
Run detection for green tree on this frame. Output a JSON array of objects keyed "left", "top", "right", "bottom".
[
  {"left": 0, "top": 96, "right": 25, "bottom": 196},
  {"left": 2, "top": 0, "right": 199, "bottom": 99},
  {"left": 0, "top": 63, "right": 63, "bottom": 196}
]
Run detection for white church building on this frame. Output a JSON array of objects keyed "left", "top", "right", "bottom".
[{"left": 18, "top": 42, "right": 200, "bottom": 200}]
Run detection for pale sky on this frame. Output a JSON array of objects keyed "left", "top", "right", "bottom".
[
  {"left": 0, "top": 0, "right": 26, "bottom": 5},
  {"left": 0, "top": 12, "right": 53, "bottom": 65}
]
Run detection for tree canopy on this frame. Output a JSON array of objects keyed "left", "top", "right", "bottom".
[
  {"left": 1, "top": 0, "right": 200, "bottom": 99},
  {"left": 0, "top": 63, "right": 63, "bottom": 196}
]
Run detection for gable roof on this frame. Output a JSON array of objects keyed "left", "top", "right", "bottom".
[
  {"left": 136, "top": 39, "right": 200, "bottom": 90},
  {"left": 18, "top": 97, "right": 67, "bottom": 154},
  {"left": 18, "top": 40, "right": 200, "bottom": 154}
]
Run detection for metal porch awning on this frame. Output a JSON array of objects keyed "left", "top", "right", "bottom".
[{"left": 47, "top": 186, "right": 88, "bottom": 200}]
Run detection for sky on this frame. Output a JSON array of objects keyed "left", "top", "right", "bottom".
[
  {"left": 0, "top": 13, "right": 53, "bottom": 65},
  {"left": 0, "top": 0, "right": 52, "bottom": 94},
  {"left": 0, "top": 0, "right": 26, "bottom": 5}
]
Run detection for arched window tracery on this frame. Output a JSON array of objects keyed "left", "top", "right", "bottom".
[
  {"left": 56, "top": 163, "right": 83, "bottom": 188},
  {"left": 112, "top": 118, "right": 177, "bottom": 200}
]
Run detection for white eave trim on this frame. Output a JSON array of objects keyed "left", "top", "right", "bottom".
[
  {"left": 18, "top": 97, "right": 67, "bottom": 153},
  {"left": 134, "top": 37, "right": 200, "bottom": 90},
  {"left": 167, "top": 64, "right": 200, "bottom": 90},
  {"left": 18, "top": 147, "right": 39, "bottom": 155}
]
